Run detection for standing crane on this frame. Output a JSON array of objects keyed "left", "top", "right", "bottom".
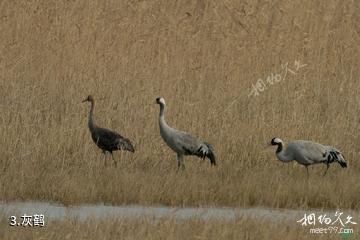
[
  {"left": 156, "top": 97, "right": 216, "bottom": 170},
  {"left": 83, "top": 95, "right": 135, "bottom": 166},
  {"left": 270, "top": 137, "right": 347, "bottom": 176}
]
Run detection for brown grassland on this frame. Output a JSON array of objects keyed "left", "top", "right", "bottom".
[
  {"left": 0, "top": 0, "right": 359, "bottom": 211},
  {"left": 1, "top": 216, "right": 354, "bottom": 240}
]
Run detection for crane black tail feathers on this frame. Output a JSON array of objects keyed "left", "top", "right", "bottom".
[
  {"left": 185, "top": 142, "right": 217, "bottom": 166},
  {"left": 327, "top": 150, "right": 347, "bottom": 168},
  {"left": 204, "top": 142, "right": 216, "bottom": 166},
  {"left": 337, "top": 154, "right": 347, "bottom": 168}
]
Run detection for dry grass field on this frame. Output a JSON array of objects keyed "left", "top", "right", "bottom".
[
  {"left": 0, "top": 0, "right": 359, "bottom": 211},
  {"left": 1, "top": 216, "right": 356, "bottom": 240}
]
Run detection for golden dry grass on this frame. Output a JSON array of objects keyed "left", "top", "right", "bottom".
[
  {"left": 1, "top": 216, "right": 356, "bottom": 240},
  {"left": 0, "top": 0, "right": 359, "bottom": 209}
]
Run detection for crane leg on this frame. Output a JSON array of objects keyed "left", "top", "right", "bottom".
[
  {"left": 177, "top": 154, "right": 185, "bottom": 171},
  {"left": 305, "top": 166, "right": 309, "bottom": 178},
  {"left": 102, "top": 151, "right": 107, "bottom": 167},
  {"left": 323, "top": 164, "right": 330, "bottom": 176},
  {"left": 111, "top": 152, "right": 117, "bottom": 167}
]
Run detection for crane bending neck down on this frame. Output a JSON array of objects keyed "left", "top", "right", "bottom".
[{"left": 271, "top": 138, "right": 293, "bottom": 163}]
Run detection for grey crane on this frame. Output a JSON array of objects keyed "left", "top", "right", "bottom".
[
  {"left": 156, "top": 97, "right": 216, "bottom": 170},
  {"left": 270, "top": 138, "right": 347, "bottom": 176},
  {"left": 83, "top": 95, "right": 135, "bottom": 166}
]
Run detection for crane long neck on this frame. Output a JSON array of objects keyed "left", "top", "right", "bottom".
[
  {"left": 276, "top": 142, "right": 283, "bottom": 153},
  {"left": 158, "top": 103, "right": 169, "bottom": 130},
  {"left": 88, "top": 100, "right": 95, "bottom": 130},
  {"left": 276, "top": 142, "right": 293, "bottom": 162}
]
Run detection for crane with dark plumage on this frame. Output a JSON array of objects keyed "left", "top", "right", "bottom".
[{"left": 83, "top": 95, "right": 135, "bottom": 166}]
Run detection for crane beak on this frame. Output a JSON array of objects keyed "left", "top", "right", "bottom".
[{"left": 82, "top": 99, "right": 87, "bottom": 103}]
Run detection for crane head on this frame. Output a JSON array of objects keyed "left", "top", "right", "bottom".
[
  {"left": 156, "top": 97, "right": 165, "bottom": 105},
  {"left": 270, "top": 137, "right": 282, "bottom": 146},
  {"left": 82, "top": 95, "right": 94, "bottom": 103}
]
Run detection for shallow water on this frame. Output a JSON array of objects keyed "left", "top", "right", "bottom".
[{"left": 0, "top": 201, "right": 358, "bottom": 222}]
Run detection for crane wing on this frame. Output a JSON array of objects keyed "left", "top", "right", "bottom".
[
  {"left": 289, "top": 141, "right": 327, "bottom": 162},
  {"left": 92, "top": 127, "right": 134, "bottom": 152},
  {"left": 174, "top": 131, "right": 216, "bottom": 165}
]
